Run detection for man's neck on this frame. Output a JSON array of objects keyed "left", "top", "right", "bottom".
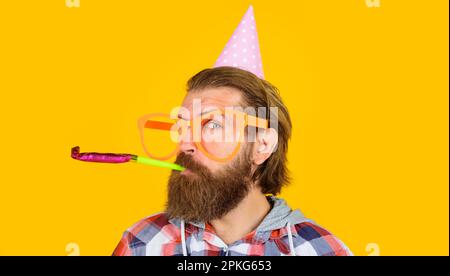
[{"left": 210, "top": 187, "right": 271, "bottom": 245}]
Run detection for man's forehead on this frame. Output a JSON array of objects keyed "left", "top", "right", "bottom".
[{"left": 179, "top": 87, "right": 243, "bottom": 118}]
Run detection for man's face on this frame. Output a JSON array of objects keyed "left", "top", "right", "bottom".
[
  {"left": 165, "top": 87, "right": 255, "bottom": 222},
  {"left": 176, "top": 87, "right": 246, "bottom": 172}
]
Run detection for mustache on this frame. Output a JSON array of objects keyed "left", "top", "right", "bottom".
[{"left": 174, "top": 153, "right": 209, "bottom": 173}]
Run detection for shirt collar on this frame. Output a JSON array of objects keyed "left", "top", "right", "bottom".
[{"left": 168, "top": 196, "right": 309, "bottom": 243}]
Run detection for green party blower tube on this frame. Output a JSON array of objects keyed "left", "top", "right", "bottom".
[{"left": 131, "top": 155, "right": 185, "bottom": 171}]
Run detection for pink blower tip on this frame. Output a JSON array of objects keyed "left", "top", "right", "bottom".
[{"left": 71, "top": 146, "right": 134, "bottom": 163}]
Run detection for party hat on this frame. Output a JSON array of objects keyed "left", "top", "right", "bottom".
[{"left": 214, "top": 5, "right": 264, "bottom": 79}]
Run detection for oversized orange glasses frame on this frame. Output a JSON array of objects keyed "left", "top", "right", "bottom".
[{"left": 137, "top": 109, "right": 268, "bottom": 163}]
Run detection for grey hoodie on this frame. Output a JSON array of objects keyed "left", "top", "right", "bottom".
[{"left": 163, "top": 197, "right": 352, "bottom": 256}]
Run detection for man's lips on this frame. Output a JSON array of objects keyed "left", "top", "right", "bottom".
[{"left": 180, "top": 168, "right": 195, "bottom": 176}]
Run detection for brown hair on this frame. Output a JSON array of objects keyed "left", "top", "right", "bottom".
[{"left": 186, "top": 66, "right": 292, "bottom": 195}]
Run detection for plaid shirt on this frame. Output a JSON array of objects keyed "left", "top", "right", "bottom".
[{"left": 113, "top": 198, "right": 352, "bottom": 256}]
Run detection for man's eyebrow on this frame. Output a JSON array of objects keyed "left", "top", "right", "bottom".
[
  {"left": 201, "top": 108, "right": 219, "bottom": 116},
  {"left": 177, "top": 108, "right": 219, "bottom": 120}
]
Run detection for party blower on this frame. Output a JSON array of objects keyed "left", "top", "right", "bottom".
[{"left": 71, "top": 146, "right": 185, "bottom": 171}]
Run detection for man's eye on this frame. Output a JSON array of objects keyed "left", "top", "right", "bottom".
[{"left": 204, "top": 121, "right": 222, "bottom": 129}]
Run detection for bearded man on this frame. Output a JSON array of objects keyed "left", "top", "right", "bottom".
[{"left": 113, "top": 67, "right": 352, "bottom": 256}]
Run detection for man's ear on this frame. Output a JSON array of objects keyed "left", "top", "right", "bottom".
[{"left": 252, "top": 128, "right": 278, "bottom": 165}]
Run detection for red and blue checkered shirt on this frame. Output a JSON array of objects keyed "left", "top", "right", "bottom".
[{"left": 113, "top": 197, "right": 352, "bottom": 256}]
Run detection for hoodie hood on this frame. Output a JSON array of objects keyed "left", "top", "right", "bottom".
[{"left": 256, "top": 196, "right": 310, "bottom": 232}]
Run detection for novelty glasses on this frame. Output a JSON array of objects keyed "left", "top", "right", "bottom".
[{"left": 138, "top": 109, "right": 268, "bottom": 163}]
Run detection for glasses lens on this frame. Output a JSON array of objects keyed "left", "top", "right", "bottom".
[
  {"left": 198, "top": 112, "right": 243, "bottom": 161},
  {"left": 139, "top": 114, "right": 179, "bottom": 160}
]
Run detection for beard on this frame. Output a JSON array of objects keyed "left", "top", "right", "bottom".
[{"left": 165, "top": 147, "right": 253, "bottom": 223}]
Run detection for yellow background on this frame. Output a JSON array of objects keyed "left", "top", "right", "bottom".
[{"left": 0, "top": 0, "right": 448, "bottom": 256}]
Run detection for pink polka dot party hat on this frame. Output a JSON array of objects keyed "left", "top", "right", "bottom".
[{"left": 214, "top": 5, "right": 264, "bottom": 79}]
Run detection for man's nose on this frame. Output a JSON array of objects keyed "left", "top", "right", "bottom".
[{"left": 179, "top": 128, "right": 197, "bottom": 155}]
